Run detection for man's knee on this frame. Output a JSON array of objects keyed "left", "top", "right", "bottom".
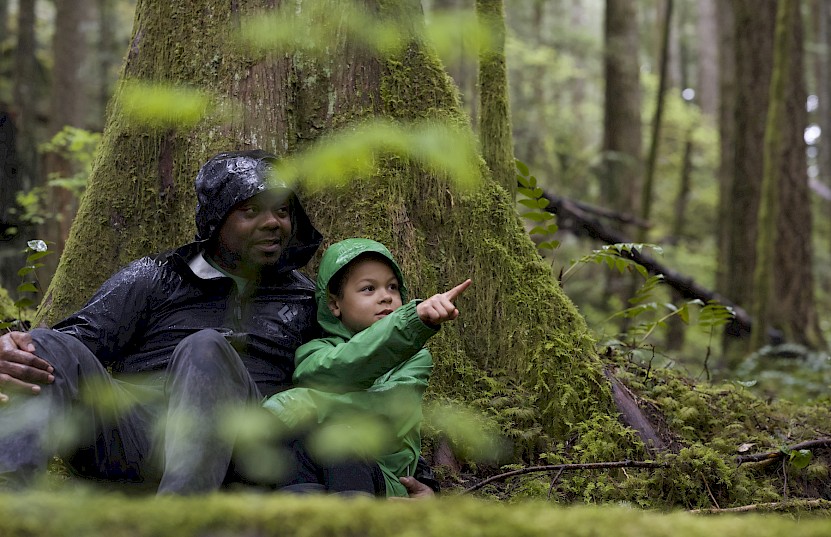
[
  {"left": 169, "top": 330, "right": 244, "bottom": 377},
  {"left": 28, "top": 328, "right": 101, "bottom": 373}
]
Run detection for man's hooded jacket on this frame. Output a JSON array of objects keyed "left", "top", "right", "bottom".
[
  {"left": 53, "top": 150, "right": 323, "bottom": 397},
  {"left": 263, "top": 238, "right": 436, "bottom": 497}
]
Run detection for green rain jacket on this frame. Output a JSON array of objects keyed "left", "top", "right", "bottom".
[{"left": 263, "top": 238, "right": 436, "bottom": 497}]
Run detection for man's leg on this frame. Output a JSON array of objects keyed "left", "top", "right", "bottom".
[
  {"left": 158, "top": 329, "right": 262, "bottom": 494},
  {"left": 0, "top": 329, "right": 159, "bottom": 488}
]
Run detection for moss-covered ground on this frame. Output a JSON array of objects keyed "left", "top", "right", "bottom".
[{"left": 1, "top": 490, "right": 831, "bottom": 537}]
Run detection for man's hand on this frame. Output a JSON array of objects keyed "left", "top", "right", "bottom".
[
  {"left": 416, "top": 279, "right": 472, "bottom": 326},
  {"left": 0, "top": 331, "right": 54, "bottom": 403},
  {"left": 390, "top": 476, "right": 436, "bottom": 500}
]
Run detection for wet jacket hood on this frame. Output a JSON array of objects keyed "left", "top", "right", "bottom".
[
  {"left": 316, "top": 238, "right": 407, "bottom": 339},
  {"left": 194, "top": 149, "right": 323, "bottom": 274}
]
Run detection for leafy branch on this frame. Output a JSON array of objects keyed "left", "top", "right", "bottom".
[{"left": 0, "top": 240, "right": 53, "bottom": 332}]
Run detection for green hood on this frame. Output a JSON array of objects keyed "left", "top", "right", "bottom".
[{"left": 316, "top": 238, "right": 408, "bottom": 339}]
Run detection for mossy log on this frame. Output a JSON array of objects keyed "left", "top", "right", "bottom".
[{"left": 1, "top": 491, "right": 831, "bottom": 537}]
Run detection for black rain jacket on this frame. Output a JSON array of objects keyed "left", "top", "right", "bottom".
[{"left": 53, "top": 191, "right": 323, "bottom": 398}]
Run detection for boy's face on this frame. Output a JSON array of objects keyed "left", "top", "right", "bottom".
[{"left": 328, "top": 257, "right": 403, "bottom": 334}]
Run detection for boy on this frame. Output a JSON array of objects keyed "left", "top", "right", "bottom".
[{"left": 263, "top": 238, "right": 470, "bottom": 497}]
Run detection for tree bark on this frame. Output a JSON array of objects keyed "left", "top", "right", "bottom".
[
  {"left": 12, "top": 0, "right": 39, "bottom": 194},
  {"left": 639, "top": 0, "right": 672, "bottom": 242},
  {"left": 38, "top": 0, "right": 614, "bottom": 446},
  {"left": 476, "top": 0, "right": 515, "bottom": 195},
  {"left": 714, "top": 0, "right": 735, "bottom": 301},
  {"left": 601, "top": 0, "right": 642, "bottom": 221},
  {"left": 695, "top": 0, "right": 719, "bottom": 119},
  {"left": 40, "top": 0, "right": 92, "bottom": 291}
]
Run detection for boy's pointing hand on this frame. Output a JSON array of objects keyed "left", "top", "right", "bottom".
[{"left": 417, "top": 279, "right": 472, "bottom": 326}]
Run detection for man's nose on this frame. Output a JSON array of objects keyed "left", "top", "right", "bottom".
[{"left": 260, "top": 211, "right": 283, "bottom": 227}]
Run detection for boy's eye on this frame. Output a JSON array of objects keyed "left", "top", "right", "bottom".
[
  {"left": 275, "top": 206, "right": 289, "bottom": 218},
  {"left": 360, "top": 285, "right": 374, "bottom": 292}
]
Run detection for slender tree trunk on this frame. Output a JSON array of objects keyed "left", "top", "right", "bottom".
[
  {"left": 39, "top": 0, "right": 613, "bottom": 447},
  {"left": 40, "top": 0, "right": 92, "bottom": 291},
  {"left": 0, "top": 0, "right": 8, "bottom": 42},
  {"left": 97, "top": 0, "right": 117, "bottom": 127},
  {"left": 639, "top": 0, "right": 673, "bottom": 240},
  {"left": 476, "top": 0, "right": 515, "bottom": 195},
  {"left": 601, "top": 0, "right": 642, "bottom": 220},
  {"left": 12, "top": 0, "right": 39, "bottom": 195},
  {"left": 714, "top": 0, "right": 735, "bottom": 334},
  {"left": 819, "top": 0, "right": 831, "bottom": 301},
  {"left": 696, "top": 0, "right": 719, "bottom": 119}
]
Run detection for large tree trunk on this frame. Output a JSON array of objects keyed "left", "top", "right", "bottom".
[
  {"left": 726, "top": 0, "right": 822, "bottom": 355},
  {"left": 38, "top": 0, "right": 613, "bottom": 449}
]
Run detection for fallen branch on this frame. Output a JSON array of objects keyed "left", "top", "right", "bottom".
[
  {"left": 540, "top": 189, "right": 785, "bottom": 341},
  {"left": 462, "top": 460, "right": 667, "bottom": 494},
  {"left": 737, "top": 437, "right": 831, "bottom": 465}
]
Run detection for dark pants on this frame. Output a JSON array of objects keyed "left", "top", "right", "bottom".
[
  {"left": 278, "top": 438, "right": 385, "bottom": 496},
  {"left": 0, "top": 328, "right": 265, "bottom": 494}
]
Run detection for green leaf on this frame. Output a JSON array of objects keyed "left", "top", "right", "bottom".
[
  {"left": 0, "top": 321, "right": 14, "bottom": 330},
  {"left": 13, "top": 297, "right": 34, "bottom": 309},
  {"left": 522, "top": 211, "right": 554, "bottom": 222},
  {"left": 517, "top": 187, "right": 535, "bottom": 198},
  {"left": 16, "top": 282, "right": 38, "bottom": 293},
  {"left": 17, "top": 266, "right": 36, "bottom": 277},
  {"left": 26, "top": 251, "right": 53, "bottom": 262},
  {"left": 515, "top": 159, "right": 529, "bottom": 177},
  {"left": 518, "top": 199, "right": 539, "bottom": 209},
  {"left": 535, "top": 197, "right": 549, "bottom": 209},
  {"left": 529, "top": 226, "right": 549, "bottom": 235},
  {"left": 789, "top": 449, "right": 813, "bottom": 470}
]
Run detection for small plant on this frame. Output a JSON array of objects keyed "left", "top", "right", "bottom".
[
  {"left": 559, "top": 243, "right": 735, "bottom": 367},
  {"left": 0, "top": 240, "right": 53, "bottom": 332},
  {"left": 516, "top": 159, "right": 559, "bottom": 256}
]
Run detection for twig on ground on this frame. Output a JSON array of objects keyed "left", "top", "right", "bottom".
[
  {"left": 463, "top": 460, "right": 667, "bottom": 494},
  {"left": 690, "top": 499, "right": 831, "bottom": 514},
  {"left": 736, "top": 438, "right": 831, "bottom": 465}
]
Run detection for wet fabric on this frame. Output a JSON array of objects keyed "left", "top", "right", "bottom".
[
  {"left": 263, "top": 238, "right": 436, "bottom": 497},
  {"left": 53, "top": 240, "right": 321, "bottom": 397}
]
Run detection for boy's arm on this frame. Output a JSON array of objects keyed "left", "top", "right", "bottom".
[
  {"left": 265, "top": 349, "right": 432, "bottom": 436},
  {"left": 293, "top": 301, "right": 437, "bottom": 392}
]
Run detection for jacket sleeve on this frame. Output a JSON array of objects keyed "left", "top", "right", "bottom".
[
  {"left": 51, "top": 258, "right": 164, "bottom": 368},
  {"left": 264, "top": 349, "right": 432, "bottom": 438},
  {"left": 293, "top": 300, "right": 437, "bottom": 392}
]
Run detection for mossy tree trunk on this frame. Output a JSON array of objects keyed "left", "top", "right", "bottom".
[
  {"left": 727, "top": 0, "right": 822, "bottom": 355},
  {"left": 37, "top": 0, "right": 614, "bottom": 458},
  {"left": 476, "top": 0, "right": 515, "bottom": 196}
]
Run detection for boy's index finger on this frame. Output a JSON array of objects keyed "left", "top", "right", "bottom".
[{"left": 443, "top": 279, "right": 472, "bottom": 301}]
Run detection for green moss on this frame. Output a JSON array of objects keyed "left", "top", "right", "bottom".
[
  {"left": 0, "top": 285, "right": 15, "bottom": 319},
  {"left": 2, "top": 490, "right": 831, "bottom": 537}
]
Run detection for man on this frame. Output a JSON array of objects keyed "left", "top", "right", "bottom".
[{"left": 0, "top": 150, "right": 323, "bottom": 493}]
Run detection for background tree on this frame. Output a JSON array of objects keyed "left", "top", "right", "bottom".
[
  {"left": 39, "top": 0, "right": 93, "bottom": 287},
  {"left": 724, "top": 0, "right": 822, "bottom": 358},
  {"left": 600, "top": 0, "right": 642, "bottom": 221}
]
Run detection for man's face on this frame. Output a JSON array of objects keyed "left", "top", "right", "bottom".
[
  {"left": 328, "top": 257, "right": 403, "bottom": 334},
  {"left": 210, "top": 190, "right": 293, "bottom": 279}
]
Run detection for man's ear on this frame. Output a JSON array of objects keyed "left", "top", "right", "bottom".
[{"left": 327, "top": 293, "right": 341, "bottom": 318}]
